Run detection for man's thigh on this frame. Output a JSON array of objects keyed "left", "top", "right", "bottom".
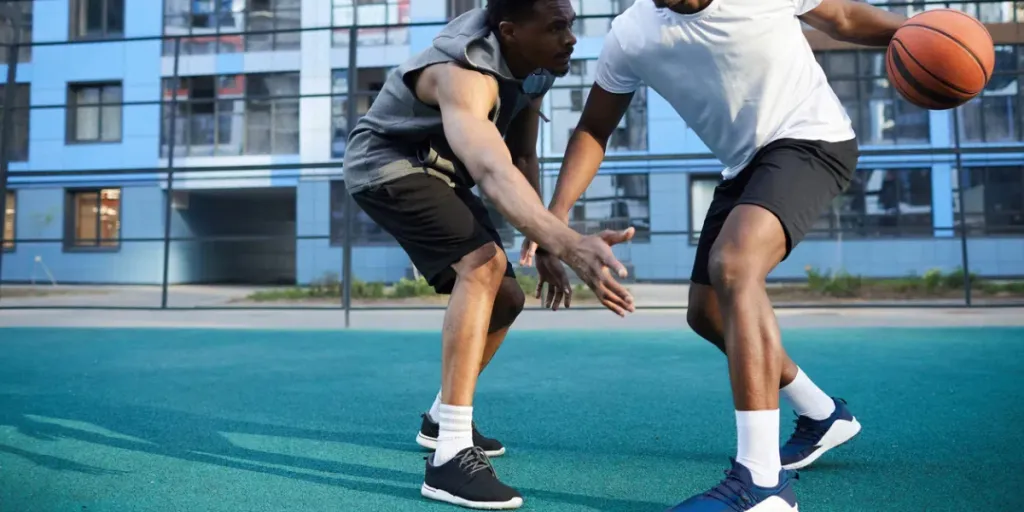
[{"left": 351, "top": 173, "right": 513, "bottom": 294}]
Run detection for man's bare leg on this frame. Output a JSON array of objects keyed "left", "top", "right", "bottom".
[
  {"left": 706, "top": 204, "right": 789, "bottom": 489},
  {"left": 423, "top": 277, "right": 524, "bottom": 456}
]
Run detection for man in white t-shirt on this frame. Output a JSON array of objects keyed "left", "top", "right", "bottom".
[{"left": 521, "top": 0, "right": 907, "bottom": 509}]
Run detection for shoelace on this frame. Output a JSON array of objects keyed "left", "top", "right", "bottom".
[
  {"left": 704, "top": 471, "right": 758, "bottom": 512},
  {"left": 787, "top": 414, "right": 826, "bottom": 444},
  {"left": 454, "top": 447, "right": 496, "bottom": 478}
]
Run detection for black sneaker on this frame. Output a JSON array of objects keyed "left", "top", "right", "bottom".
[
  {"left": 416, "top": 413, "right": 506, "bottom": 457},
  {"left": 421, "top": 446, "right": 523, "bottom": 509}
]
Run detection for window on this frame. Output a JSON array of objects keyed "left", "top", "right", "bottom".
[
  {"left": 331, "top": 0, "right": 410, "bottom": 47},
  {"left": 0, "top": 0, "right": 32, "bottom": 64},
  {"left": 689, "top": 174, "right": 720, "bottom": 241},
  {"left": 816, "top": 168, "right": 934, "bottom": 238},
  {"left": 161, "top": 72, "right": 300, "bottom": 156},
  {"left": 817, "top": 50, "right": 930, "bottom": 146},
  {"left": 67, "top": 82, "right": 122, "bottom": 143},
  {"left": 70, "top": 0, "right": 124, "bottom": 40},
  {"left": 570, "top": 0, "right": 634, "bottom": 38},
  {"left": 2, "top": 191, "right": 14, "bottom": 251},
  {"left": 550, "top": 59, "right": 647, "bottom": 154},
  {"left": 245, "top": 0, "right": 301, "bottom": 52},
  {"left": 569, "top": 172, "right": 650, "bottom": 241},
  {"left": 331, "top": 67, "right": 390, "bottom": 158},
  {"left": 162, "top": 0, "right": 299, "bottom": 55},
  {"left": 65, "top": 189, "right": 121, "bottom": 249},
  {"left": 0, "top": 84, "right": 30, "bottom": 162},
  {"left": 957, "top": 45, "right": 1022, "bottom": 143},
  {"left": 953, "top": 166, "right": 1024, "bottom": 235},
  {"left": 328, "top": 181, "right": 396, "bottom": 245}
]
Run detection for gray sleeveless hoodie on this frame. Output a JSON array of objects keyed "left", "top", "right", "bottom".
[{"left": 342, "top": 8, "right": 556, "bottom": 193}]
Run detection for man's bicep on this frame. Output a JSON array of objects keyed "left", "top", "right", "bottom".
[{"left": 433, "top": 64, "right": 499, "bottom": 120}]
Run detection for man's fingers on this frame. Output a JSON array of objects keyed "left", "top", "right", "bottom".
[
  {"left": 598, "top": 252, "right": 630, "bottom": 279},
  {"left": 600, "top": 297, "right": 628, "bottom": 317},
  {"left": 551, "top": 287, "right": 564, "bottom": 311},
  {"left": 535, "top": 280, "right": 544, "bottom": 299},
  {"left": 545, "top": 283, "right": 556, "bottom": 309},
  {"left": 563, "top": 285, "right": 572, "bottom": 309},
  {"left": 598, "top": 227, "right": 636, "bottom": 247}
]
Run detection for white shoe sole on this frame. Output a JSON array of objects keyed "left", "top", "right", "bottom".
[
  {"left": 421, "top": 482, "right": 523, "bottom": 509},
  {"left": 782, "top": 417, "right": 862, "bottom": 470},
  {"left": 747, "top": 496, "right": 799, "bottom": 511},
  {"left": 417, "top": 432, "right": 507, "bottom": 457}
]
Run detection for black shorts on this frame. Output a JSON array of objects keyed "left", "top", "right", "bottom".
[
  {"left": 690, "top": 138, "right": 859, "bottom": 286},
  {"left": 350, "top": 172, "right": 514, "bottom": 294}
]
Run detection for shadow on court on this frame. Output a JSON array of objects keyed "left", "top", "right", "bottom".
[{"left": 1, "top": 326, "right": 1023, "bottom": 511}]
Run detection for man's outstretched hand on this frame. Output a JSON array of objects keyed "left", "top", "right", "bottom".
[{"left": 528, "top": 227, "right": 636, "bottom": 316}]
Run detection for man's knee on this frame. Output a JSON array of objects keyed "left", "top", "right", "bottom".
[
  {"left": 489, "top": 277, "right": 525, "bottom": 333},
  {"left": 453, "top": 243, "right": 507, "bottom": 288},
  {"left": 707, "top": 205, "right": 787, "bottom": 291}
]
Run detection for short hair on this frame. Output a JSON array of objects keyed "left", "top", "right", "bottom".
[{"left": 486, "top": 0, "right": 543, "bottom": 30}]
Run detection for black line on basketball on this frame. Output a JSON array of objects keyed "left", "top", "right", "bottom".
[
  {"left": 892, "top": 37, "right": 975, "bottom": 96},
  {"left": 901, "top": 23, "right": 989, "bottom": 83},
  {"left": 891, "top": 39, "right": 959, "bottom": 107}
]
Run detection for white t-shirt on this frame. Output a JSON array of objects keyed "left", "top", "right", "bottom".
[{"left": 595, "top": 0, "right": 856, "bottom": 179}]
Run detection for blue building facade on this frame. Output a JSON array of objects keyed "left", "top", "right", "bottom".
[{"left": 1, "top": 0, "right": 1023, "bottom": 287}]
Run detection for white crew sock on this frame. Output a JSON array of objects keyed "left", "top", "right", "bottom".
[
  {"left": 433, "top": 404, "right": 474, "bottom": 466},
  {"left": 735, "top": 409, "right": 782, "bottom": 488},
  {"left": 780, "top": 368, "right": 836, "bottom": 421},
  {"left": 428, "top": 390, "right": 443, "bottom": 423}
]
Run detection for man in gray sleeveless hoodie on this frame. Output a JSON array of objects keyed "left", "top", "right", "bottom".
[{"left": 342, "top": 0, "right": 636, "bottom": 508}]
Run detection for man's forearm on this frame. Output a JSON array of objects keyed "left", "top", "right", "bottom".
[
  {"left": 835, "top": 4, "right": 906, "bottom": 46},
  {"left": 514, "top": 154, "right": 542, "bottom": 199},
  {"left": 549, "top": 127, "right": 608, "bottom": 221},
  {"left": 477, "top": 167, "right": 581, "bottom": 258}
]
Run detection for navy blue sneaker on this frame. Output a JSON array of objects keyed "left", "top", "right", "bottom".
[
  {"left": 666, "top": 458, "right": 798, "bottom": 511},
  {"left": 781, "top": 397, "right": 861, "bottom": 470}
]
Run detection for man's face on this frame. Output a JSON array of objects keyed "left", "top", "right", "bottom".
[{"left": 504, "top": 0, "right": 577, "bottom": 76}]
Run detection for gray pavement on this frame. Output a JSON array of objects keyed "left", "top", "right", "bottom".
[{"left": 2, "top": 305, "right": 1023, "bottom": 331}]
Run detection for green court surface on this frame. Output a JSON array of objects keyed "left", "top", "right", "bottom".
[{"left": 1, "top": 326, "right": 1023, "bottom": 511}]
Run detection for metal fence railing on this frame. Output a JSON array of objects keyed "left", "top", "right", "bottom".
[{"left": 1, "top": 1, "right": 1023, "bottom": 322}]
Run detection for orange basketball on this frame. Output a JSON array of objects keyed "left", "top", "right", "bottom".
[{"left": 886, "top": 9, "right": 995, "bottom": 110}]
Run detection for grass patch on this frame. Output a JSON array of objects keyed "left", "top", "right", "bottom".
[
  {"left": 246, "top": 272, "right": 599, "bottom": 303},
  {"left": 772, "top": 266, "right": 1024, "bottom": 300}
]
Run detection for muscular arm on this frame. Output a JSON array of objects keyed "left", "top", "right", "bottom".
[
  {"left": 800, "top": 0, "right": 906, "bottom": 47},
  {"left": 548, "top": 85, "right": 634, "bottom": 221},
  {"left": 506, "top": 97, "right": 543, "bottom": 199},
  {"left": 418, "top": 63, "right": 582, "bottom": 258}
]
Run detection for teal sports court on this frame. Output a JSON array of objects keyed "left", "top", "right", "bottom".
[{"left": 2, "top": 326, "right": 1022, "bottom": 511}]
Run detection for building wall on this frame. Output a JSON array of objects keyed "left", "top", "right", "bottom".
[{"left": 2, "top": 0, "right": 1023, "bottom": 287}]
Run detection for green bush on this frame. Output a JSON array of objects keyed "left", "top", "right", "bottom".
[
  {"left": 391, "top": 276, "right": 436, "bottom": 298},
  {"left": 804, "top": 267, "right": 861, "bottom": 297}
]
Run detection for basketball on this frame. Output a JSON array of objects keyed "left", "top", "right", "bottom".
[{"left": 886, "top": 9, "right": 995, "bottom": 110}]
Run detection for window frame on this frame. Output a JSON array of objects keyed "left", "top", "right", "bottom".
[
  {"left": 568, "top": 171, "right": 652, "bottom": 243},
  {"left": 63, "top": 187, "right": 123, "bottom": 252},
  {"left": 687, "top": 173, "right": 721, "bottom": 244},
  {"left": 69, "top": 0, "right": 125, "bottom": 41},
  {"left": 161, "top": 72, "right": 301, "bottom": 157},
  {"left": 953, "top": 165, "right": 1024, "bottom": 236},
  {"left": 2, "top": 190, "right": 15, "bottom": 252},
  {"left": 816, "top": 49, "right": 931, "bottom": 147},
  {"left": 66, "top": 81, "right": 124, "bottom": 144}
]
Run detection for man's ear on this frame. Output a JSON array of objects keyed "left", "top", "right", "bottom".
[{"left": 497, "top": 20, "right": 517, "bottom": 41}]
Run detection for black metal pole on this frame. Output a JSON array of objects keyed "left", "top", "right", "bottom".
[
  {"left": 0, "top": 35, "right": 19, "bottom": 302},
  {"left": 952, "top": 106, "right": 971, "bottom": 307},
  {"left": 342, "top": 19, "right": 359, "bottom": 328},
  {"left": 160, "top": 37, "right": 182, "bottom": 309}
]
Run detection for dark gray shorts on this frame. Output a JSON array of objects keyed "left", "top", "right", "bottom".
[{"left": 690, "top": 138, "right": 859, "bottom": 286}]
